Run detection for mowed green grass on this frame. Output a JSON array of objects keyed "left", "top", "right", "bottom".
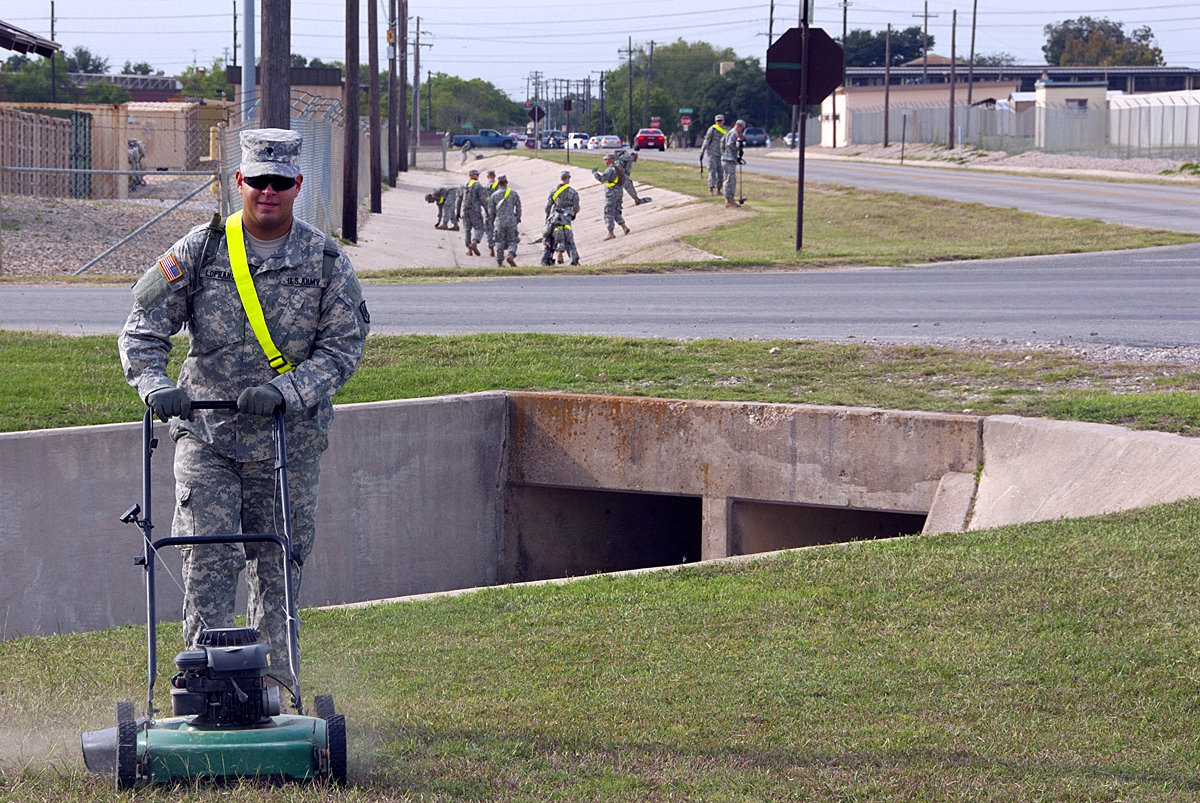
[{"left": 4, "top": 500, "right": 1200, "bottom": 800}]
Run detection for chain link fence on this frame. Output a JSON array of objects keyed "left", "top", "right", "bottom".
[
  {"left": 1, "top": 101, "right": 373, "bottom": 278},
  {"left": 849, "top": 99, "right": 1200, "bottom": 160}
]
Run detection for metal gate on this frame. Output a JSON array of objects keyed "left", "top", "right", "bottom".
[{"left": 69, "top": 111, "right": 92, "bottom": 199}]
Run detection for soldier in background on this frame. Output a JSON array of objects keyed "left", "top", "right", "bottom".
[
  {"left": 117, "top": 128, "right": 370, "bottom": 691},
  {"left": 721, "top": 119, "right": 747, "bottom": 208},
  {"left": 484, "top": 169, "right": 500, "bottom": 256},
  {"left": 488, "top": 174, "right": 522, "bottom": 266},
  {"left": 614, "top": 149, "right": 647, "bottom": 206},
  {"left": 592, "top": 153, "right": 629, "bottom": 240},
  {"left": 540, "top": 170, "right": 581, "bottom": 265},
  {"left": 425, "top": 185, "right": 461, "bottom": 230},
  {"left": 458, "top": 167, "right": 489, "bottom": 256},
  {"left": 698, "top": 113, "right": 728, "bottom": 195}
]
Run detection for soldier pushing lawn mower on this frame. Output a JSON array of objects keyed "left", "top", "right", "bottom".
[{"left": 82, "top": 127, "right": 369, "bottom": 787}]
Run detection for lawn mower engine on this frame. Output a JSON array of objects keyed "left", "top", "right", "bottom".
[{"left": 170, "top": 627, "right": 281, "bottom": 725}]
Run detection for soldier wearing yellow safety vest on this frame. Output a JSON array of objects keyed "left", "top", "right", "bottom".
[
  {"left": 699, "top": 113, "right": 728, "bottom": 195},
  {"left": 540, "top": 170, "right": 581, "bottom": 265},
  {"left": 118, "top": 128, "right": 370, "bottom": 694},
  {"left": 487, "top": 174, "right": 522, "bottom": 266},
  {"left": 592, "top": 153, "right": 629, "bottom": 240}
]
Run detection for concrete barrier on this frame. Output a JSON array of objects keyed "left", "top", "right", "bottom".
[{"left": 4, "top": 395, "right": 1199, "bottom": 641}]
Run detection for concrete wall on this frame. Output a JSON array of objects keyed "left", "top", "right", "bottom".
[
  {"left": 0, "top": 393, "right": 507, "bottom": 640},
  {"left": 6, "top": 393, "right": 1200, "bottom": 641}
]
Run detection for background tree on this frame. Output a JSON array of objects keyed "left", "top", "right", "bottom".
[
  {"left": 973, "top": 52, "right": 1017, "bottom": 66},
  {"left": 178, "top": 58, "right": 230, "bottom": 100},
  {"left": 843, "top": 26, "right": 929, "bottom": 67},
  {"left": 121, "top": 60, "right": 159, "bottom": 75},
  {"left": 80, "top": 80, "right": 130, "bottom": 103},
  {"left": 65, "top": 46, "right": 109, "bottom": 74},
  {"left": 423, "top": 72, "right": 522, "bottom": 133},
  {"left": 0, "top": 53, "right": 77, "bottom": 101},
  {"left": 1043, "top": 17, "right": 1163, "bottom": 66}
]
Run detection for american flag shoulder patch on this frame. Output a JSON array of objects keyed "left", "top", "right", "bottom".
[{"left": 157, "top": 252, "right": 183, "bottom": 282}]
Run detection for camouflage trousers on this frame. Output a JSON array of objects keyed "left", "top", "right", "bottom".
[
  {"left": 172, "top": 433, "right": 322, "bottom": 686},
  {"left": 438, "top": 190, "right": 461, "bottom": 226},
  {"left": 463, "top": 211, "right": 487, "bottom": 247},
  {"left": 603, "top": 191, "right": 625, "bottom": 231},
  {"left": 494, "top": 222, "right": 519, "bottom": 263},
  {"left": 705, "top": 153, "right": 723, "bottom": 189},
  {"left": 722, "top": 160, "right": 739, "bottom": 200}
]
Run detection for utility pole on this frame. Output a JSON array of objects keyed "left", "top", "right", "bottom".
[
  {"left": 592, "top": 70, "right": 606, "bottom": 134},
  {"left": 409, "top": 17, "right": 430, "bottom": 165},
  {"left": 948, "top": 9, "right": 956, "bottom": 149},
  {"left": 642, "top": 41, "right": 655, "bottom": 130},
  {"left": 387, "top": 0, "right": 398, "bottom": 184},
  {"left": 368, "top": 0, "right": 381, "bottom": 213},
  {"left": 342, "top": 0, "right": 359, "bottom": 241},
  {"left": 398, "top": 0, "right": 408, "bottom": 171},
  {"left": 833, "top": 0, "right": 850, "bottom": 149},
  {"left": 913, "top": 1, "right": 938, "bottom": 82},
  {"left": 241, "top": 0, "right": 255, "bottom": 121},
  {"left": 620, "top": 37, "right": 634, "bottom": 145},
  {"left": 883, "top": 24, "right": 891, "bottom": 147},
  {"left": 967, "top": 0, "right": 977, "bottom": 106},
  {"left": 49, "top": 1, "right": 56, "bottom": 102},
  {"left": 260, "top": 0, "right": 291, "bottom": 129},
  {"left": 231, "top": 1, "right": 237, "bottom": 66}
]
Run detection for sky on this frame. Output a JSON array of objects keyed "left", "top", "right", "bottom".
[{"left": 5, "top": 0, "right": 1200, "bottom": 102}]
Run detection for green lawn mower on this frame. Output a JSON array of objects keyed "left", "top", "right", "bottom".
[{"left": 81, "top": 401, "right": 347, "bottom": 788}]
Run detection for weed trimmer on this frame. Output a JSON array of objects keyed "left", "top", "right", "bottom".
[{"left": 81, "top": 401, "right": 347, "bottom": 788}]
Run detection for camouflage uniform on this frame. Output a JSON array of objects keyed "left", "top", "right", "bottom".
[
  {"left": 459, "top": 172, "right": 490, "bottom": 252},
  {"left": 488, "top": 178, "right": 522, "bottom": 265},
  {"left": 118, "top": 130, "right": 370, "bottom": 685},
  {"left": 541, "top": 176, "right": 580, "bottom": 265},
  {"left": 721, "top": 121, "right": 746, "bottom": 203},
  {"left": 432, "top": 185, "right": 461, "bottom": 229},
  {"left": 700, "top": 116, "right": 728, "bottom": 191},
  {"left": 592, "top": 158, "right": 626, "bottom": 234},
  {"left": 614, "top": 150, "right": 642, "bottom": 204},
  {"left": 483, "top": 172, "right": 500, "bottom": 253}
]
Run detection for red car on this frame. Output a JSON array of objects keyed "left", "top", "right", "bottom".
[{"left": 634, "top": 128, "right": 665, "bottom": 151}]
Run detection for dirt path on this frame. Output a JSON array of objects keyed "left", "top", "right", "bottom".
[{"left": 345, "top": 152, "right": 735, "bottom": 271}]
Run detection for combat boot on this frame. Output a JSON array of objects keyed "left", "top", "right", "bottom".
[
  {"left": 556, "top": 252, "right": 564, "bottom": 264},
  {"left": 621, "top": 224, "right": 630, "bottom": 235},
  {"left": 725, "top": 199, "right": 738, "bottom": 208},
  {"left": 603, "top": 231, "right": 616, "bottom": 241},
  {"left": 506, "top": 256, "right": 517, "bottom": 267},
  {"left": 465, "top": 247, "right": 473, "bottom": 256},
  {"left": 489, "top": 247, "right": 495, "bottom": 257},
  {"left": 450, "top": 224, "right": 460, "bottom": 231},
  {"left": 472, "top": 243, "right": 481, "bottom": 255}
]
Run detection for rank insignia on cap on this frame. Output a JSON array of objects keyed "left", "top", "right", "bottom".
[{"left": 157, "top": 252, "right": 183, "bottom": 282}]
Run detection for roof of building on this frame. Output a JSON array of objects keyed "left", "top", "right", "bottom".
[{"left": 0, "top": 19, "right": 60, "bottom": 58}]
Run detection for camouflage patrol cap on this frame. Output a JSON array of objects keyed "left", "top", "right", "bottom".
[
  {"left": 496, "top": 174, "right": 508, "bottom": 183},
  {"left": 239, "top": 128, "right": 302, "bottom": 178},
  {"left": 715, "top": 113, "right": 725, "bottom": 122},
  {"left": 560, "top": 171, "right": 571, "bottom": 180},
  {"left": 468, "top": 168, "right": 480, "bottom": 176},
  {"left": 486, "top": 169, "right": 496, "bottom": 178},
  {"left": 603, "top": 153, "right": 615, "bottom": 161}
]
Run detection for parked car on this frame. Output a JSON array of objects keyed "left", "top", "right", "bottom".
[
  {"left": 783, "top": 131, "right": 798, "bottom": 148},
  {"left": 597, "top": 134, "right": 622, "bottom": 150},
  {"left": 742, "top": 126, "right": 771, "bottom": 147},
  {"left": 567, "top": 132, "right": 589, "bottom": 149},
  {"left": 587, "top": 135, "right": 602, "bottom": 149},
  {"left": 633, "top": 128, "right": 666, "bottom": 151}
]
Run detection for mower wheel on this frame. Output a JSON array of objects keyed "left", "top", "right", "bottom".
[
  {"left": 116, "top": 700, "right": 135, "bottom": 723},
  {"left": 327, "top": 713, "right": 347, "bottom": 784},
  {"left": 114, "top": 716, "right": 139, "bottom": 790},
  {"left": 314, "top": 694, "right": 336, "bottom": 720}
]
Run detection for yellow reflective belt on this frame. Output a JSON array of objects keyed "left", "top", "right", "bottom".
[
  {"left": 603, "top": 173, "right": 619, "bottom": 187},
  {"left": 224, "top": 210, "right": 295, "bottom": 374},
  {"left": 714, "top": 124, "right": 728, "bottom": 135},
  {"left": 552, "top": 184, "right": 568, "bottom": 201},
  {"left": 496, "top": 188, "right": 511, "bottom": 208}
]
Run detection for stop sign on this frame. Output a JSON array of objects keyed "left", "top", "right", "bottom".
[
  {"left": 766, "top": 26, "right": 844, "bottom": 106},
  {"left": 680, "top": 114, "right": 691, "bottom": 127}
]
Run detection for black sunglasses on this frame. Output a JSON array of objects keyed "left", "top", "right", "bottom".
[{"left": 243, "top": 174, "right": 297, "bottom": 192}]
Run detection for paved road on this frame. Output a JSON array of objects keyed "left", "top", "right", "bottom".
[
  {"left": 653, "top": 150, "right": 1200, "bottom": 234},
  {"left": 6, "top": 243, "right": 1199, "bottom": 347}
]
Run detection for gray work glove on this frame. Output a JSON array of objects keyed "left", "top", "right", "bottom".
[
  {"left": 237, "top": 384, "right": 285, "bottom": 416},
  {"left": 146, "top": 387, "right": 192, "bottom": 423}
]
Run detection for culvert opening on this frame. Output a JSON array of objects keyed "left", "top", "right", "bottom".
[
  {"left": 730, "top": 499, "right": 927, "bottom": 555},
  {"left": 502, "top": 485, "right": 703, "bottom": 583}
]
